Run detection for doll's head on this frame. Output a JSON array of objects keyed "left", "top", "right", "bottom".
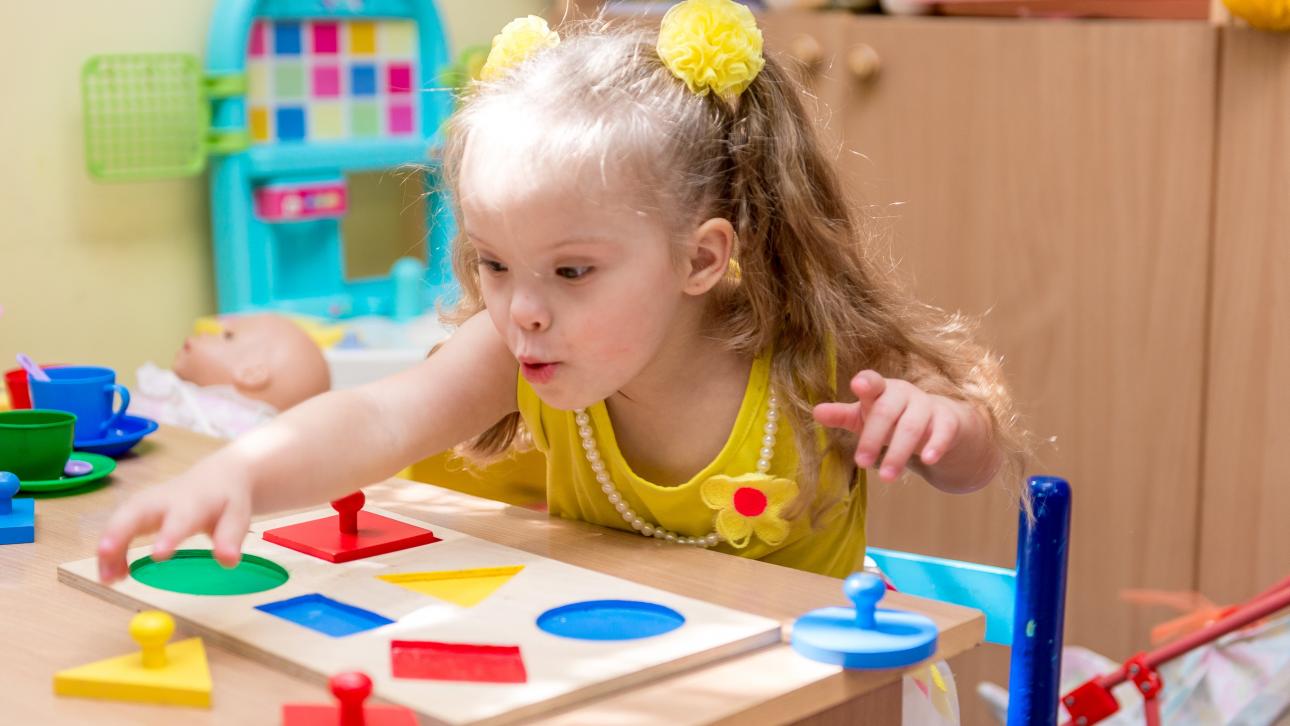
[{"left": 173, "top": 314, "right": 330, "bottom": 411}]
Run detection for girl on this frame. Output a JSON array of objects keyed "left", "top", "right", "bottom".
[{"left": 97, "top": 0, "right": 1024, "bottom": 587}]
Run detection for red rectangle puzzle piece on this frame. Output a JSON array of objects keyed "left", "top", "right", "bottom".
[{"left": 391, "top": 640, "right": 528, "bottom": 684}]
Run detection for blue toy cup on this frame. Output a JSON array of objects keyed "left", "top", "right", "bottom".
[{"left": 28, "top": 366, "right": 131, "bottom": 442}]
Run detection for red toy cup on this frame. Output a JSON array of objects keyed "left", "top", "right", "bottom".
[{"left": 4, "top": 364, "right": 65, "bottom": 409}]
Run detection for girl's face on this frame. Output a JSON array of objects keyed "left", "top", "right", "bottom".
[{"left": 459, "top": 141, "right": 693, "bottom": 410}]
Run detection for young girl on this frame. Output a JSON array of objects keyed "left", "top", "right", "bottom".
[{"left": 97, "top": 0, "right": 1024, "bottom": 591}]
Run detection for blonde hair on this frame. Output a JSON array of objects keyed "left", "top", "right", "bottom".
[{"left": 438, "top": 19, "right": 1031, "bottom": 519}]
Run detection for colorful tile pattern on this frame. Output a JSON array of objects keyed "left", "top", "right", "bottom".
[{"left": 246, "top": 19, "right": 421, "bottom": 143}]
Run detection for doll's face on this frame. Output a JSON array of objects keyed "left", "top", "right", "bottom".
[
  {"left": 172, "top": 314, "right": 330, "bottom": 410},
  {"left": 173, "top": 316, "right": 266, "bottom": 387}
]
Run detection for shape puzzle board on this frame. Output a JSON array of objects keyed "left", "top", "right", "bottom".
[
  {"left": 59, "top": 507, "right": 782, "bottom": 725},
  {"left": 246, "top": 19, "right": 421, "bottom": 143}
]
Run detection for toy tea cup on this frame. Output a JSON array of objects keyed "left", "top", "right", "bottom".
[
  {"left": 29, "top": 366, "right": 131, "bottom": 442},
  {"left": 0, "top": 409, "right": 77, "bottom": 480}
]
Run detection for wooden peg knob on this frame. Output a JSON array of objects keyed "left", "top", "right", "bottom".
[
  {"left": 332, "top": 491, "right": 365, "bottom": 535},
  {"left": 0, "top": 472, "right": 18, "bottom": 515},
  {"left": 847, "top": 43, "right": 881, "bottom": 82},
  {"left": 788, "top": 33, "right": 824, "bottom": 69},
  {"left": 130, "top": 610, "right": 174, "bottom": 669}
]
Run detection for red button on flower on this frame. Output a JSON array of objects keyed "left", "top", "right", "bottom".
[{"left": 733, "top": 486, "right": 768, "bottom": 517}]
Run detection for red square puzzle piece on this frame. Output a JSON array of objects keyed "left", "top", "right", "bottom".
[
  {"left": 391, "top": 640, "right": 528, "bottom": 684},
  {"left": 263, "top": 495, "right": 440, "bottom": 563}
]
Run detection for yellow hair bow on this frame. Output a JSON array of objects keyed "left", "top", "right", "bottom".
[
  {"left": 657, "top": 0, "right": 765, "bottom": 98},
  {"left": 479, "top": 15, "right": 560, "bottom": 82}
]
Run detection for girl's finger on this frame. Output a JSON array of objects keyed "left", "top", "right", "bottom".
[
  {"left": 850, "top": 370, "right": 887, "bottom": 407},
  {"left": 97, "top": 499, "right": 164, "bottom": 583},
  {"left": 878, "top": 395, "right": 933, "bottom": 481},
  {"left": 151, "top": 504, "right": 210, "bottom": 563},
  {"left": 212, "top": 495, "right": 251, "bottom": 569},
  {"left": 920, "top": 404, "right": 962, "bottom": 465},
  {"left": 813, "top": 401, "right": 863, "bottom": 433},
  {"left": 854, "top": 384, "right": 909, "bottom": 468}
]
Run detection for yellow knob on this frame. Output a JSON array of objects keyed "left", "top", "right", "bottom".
[{"left": 130, "top": 610, "right": 174, "bottom": 669}]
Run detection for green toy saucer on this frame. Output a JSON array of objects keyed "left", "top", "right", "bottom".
[{"left": 17, "top": 452, "right": 116, "bottom": 493}]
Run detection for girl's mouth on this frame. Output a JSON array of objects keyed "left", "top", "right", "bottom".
[{"left": 521, "top": 361, "right": 559, "bottom": 384}]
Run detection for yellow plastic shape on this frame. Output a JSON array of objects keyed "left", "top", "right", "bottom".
[
  {"left": 53, "top": 610, "right": 212, "bottom": 708},
  {"left": 378, "top": 566, "right": 525, "bottom": 607}
]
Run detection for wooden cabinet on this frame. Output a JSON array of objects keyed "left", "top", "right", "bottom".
[
  {"left": 1201, "top": 27, "right": 1290, "bottom": 606},
  {"left": 773, "top": 14, "right": 1218, "bottom": 656},
  {"left": 766, "top": 15, "right": 1219, "bottom": 723}
]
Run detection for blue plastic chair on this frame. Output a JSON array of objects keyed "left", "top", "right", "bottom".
[{"left": 867, "top": 476, "right": 1072, "bottom": 726}]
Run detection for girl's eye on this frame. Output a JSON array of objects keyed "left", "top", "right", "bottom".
[
  {"left": 479, "top": 259, "right": 508, "bottom": 273},
  {"left": 555, "top": 266, "right": 592, "bottom": 280}
]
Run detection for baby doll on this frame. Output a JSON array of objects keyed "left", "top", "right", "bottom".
[{"left": 131, "top": 314, "right": 331, "bottom": 438}]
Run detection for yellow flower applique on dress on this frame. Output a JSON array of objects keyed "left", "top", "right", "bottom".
[{"left": 700, "top": 472, "right": 797, "bottom": 548}]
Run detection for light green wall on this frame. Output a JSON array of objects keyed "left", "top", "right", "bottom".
[{"left": 0, "top": 1, "right": 542, "bottom": 394}]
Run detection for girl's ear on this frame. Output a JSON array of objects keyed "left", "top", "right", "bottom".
[{"left": 683, "top": 217, "right": 736, "bottom": 296}]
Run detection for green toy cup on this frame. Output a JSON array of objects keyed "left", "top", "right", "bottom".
[{"left": 0, "top": 409, "right": 77, "bottom": 481}]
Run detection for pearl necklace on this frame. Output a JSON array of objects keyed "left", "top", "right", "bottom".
[{"left": 575, "top": 391, "right": 779, "bottom": 547}]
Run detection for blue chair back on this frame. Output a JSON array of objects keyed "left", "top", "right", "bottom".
[{"left": 867, "top": 476, "right": 1072, "bottom": 726}]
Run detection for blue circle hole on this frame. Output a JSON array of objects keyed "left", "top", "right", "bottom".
[{"left": 536, "top": 599, "right": 685, "bottom": 641}]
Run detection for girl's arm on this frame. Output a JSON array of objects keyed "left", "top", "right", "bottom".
[
  {"left": 97, "top": 311, "right": 518, "bottom": 582},
  {"left": 813, "top": 370, "right": 1003, "bottom": 494}
]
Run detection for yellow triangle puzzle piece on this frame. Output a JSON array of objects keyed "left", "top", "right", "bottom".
[
  {"left": 378, "top": 565, "right": 525, "bottom": 607},
  {"left": 54, "top": 637, "right": 212, "bottom": 708}
]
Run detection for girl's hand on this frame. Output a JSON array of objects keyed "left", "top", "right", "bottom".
[
  {"left": 96, "top": 463, "right": 253, "bottom": 584},
  {"left": 813, "top": 370, "right": 985, "bottom": 485}
]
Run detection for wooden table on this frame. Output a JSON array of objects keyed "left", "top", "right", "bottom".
[{"left": 1, "top": 426, "right": 984, "bottom": 725}]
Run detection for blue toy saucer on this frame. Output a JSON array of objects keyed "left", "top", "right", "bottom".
[
  {"left": 74, "top": 414, "right": 159, "bottom": 458},
  {"left": 791, "top": 572, "right": 939, "bottom": 670}
]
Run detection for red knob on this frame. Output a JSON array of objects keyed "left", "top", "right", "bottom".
[
  {"left": 332, "top": 491, "right": 365, "bottom": 535},
  {"left": 330, "top": 671, "right": 371, "bottom": 726}
]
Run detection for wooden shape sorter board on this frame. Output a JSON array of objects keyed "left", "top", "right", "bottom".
[{"left": 59, "top": 506, "right": 782, "bottom": 725}]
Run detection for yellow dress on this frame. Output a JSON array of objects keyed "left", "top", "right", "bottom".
[{"left": 516, "top": 349, "right": 867, "bottom": 578}]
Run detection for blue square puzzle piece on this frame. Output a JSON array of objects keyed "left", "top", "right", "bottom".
[{"left": 256, "top": 593, "right": 394, "bottom": 637}]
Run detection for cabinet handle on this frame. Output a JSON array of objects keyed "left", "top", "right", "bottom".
[
  {"left": 847, "top": 43, "right": 881, "bottom": 82},
  {"left": 788, "top": 33, "right": 824, "bottom": 69}
]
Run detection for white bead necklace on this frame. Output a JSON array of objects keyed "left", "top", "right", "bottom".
[{"left": 575, "top": 391, "right": 780, "bottom": 547}]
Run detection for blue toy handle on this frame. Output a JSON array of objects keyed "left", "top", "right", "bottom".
[
  {"left": 1006, "top": 476, "right": 1072, "bottom": 726},
  {"left": 102, "top": 383, "right": 131, "bottom": 435}
]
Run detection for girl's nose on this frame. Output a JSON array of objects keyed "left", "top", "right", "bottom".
[{"left": 510, "top": 290, "right": 551, "bottom": 332}]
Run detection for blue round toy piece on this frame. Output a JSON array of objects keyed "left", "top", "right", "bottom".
[
  {"left": 791, "top": 572, "right": 938, "bottom": 669},
  {"left": 537, "top": 599, "right": 685, "bottom": 641}
]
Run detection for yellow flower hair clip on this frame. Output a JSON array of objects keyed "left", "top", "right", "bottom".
[
  {"left": 657, "top": 0, "right": 765, "bottom": 98},
  {"left": 478, "top": 15, "right": 560, "bottom": 82}
]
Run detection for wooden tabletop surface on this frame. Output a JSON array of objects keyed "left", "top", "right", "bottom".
[{"left": 1, "top": 425, "right": 984, "bottom": 725}]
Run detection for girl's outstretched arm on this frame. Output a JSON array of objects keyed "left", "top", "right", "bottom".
[{"left": 97, "top": 311, "right": 518, "bottom": 582}]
